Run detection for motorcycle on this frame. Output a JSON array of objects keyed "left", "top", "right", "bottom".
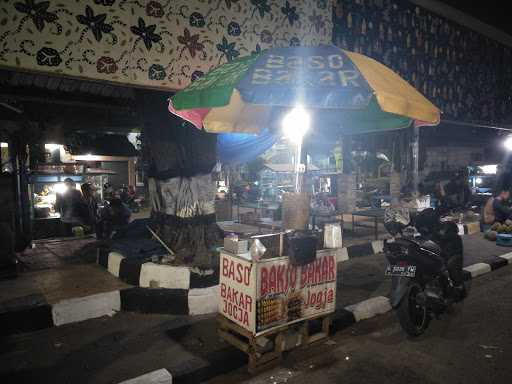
[{"left": 383, "top": 207, "right": 470, "bottom": 336}]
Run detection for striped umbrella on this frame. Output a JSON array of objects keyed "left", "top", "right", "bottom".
[{"left": 169, "top": 45, "right": 440, "bottom": 135}]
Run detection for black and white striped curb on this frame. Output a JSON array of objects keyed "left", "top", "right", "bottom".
[
  {"left": 331, "top": 251, "right": 512, "bottom": 332},
  {"left": 97, "top": 249, "right": 219, "bottom": 290},
  {"left": 96, "top": 221, "right": 481, "bottom": 291},
  {"left": 4, "top": 241, "right": 504, "bottom": 337},
  {"left": 0, "top": 285, "right": 218, "bottom": 336},
  {"left": 98, "top": 231, "right": 491, "bottom": 292},
  {"left": 97, "top": 242, "right": 384, "bottom": 286}
]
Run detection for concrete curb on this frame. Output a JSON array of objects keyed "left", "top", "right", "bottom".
[
  {"left": 98, "top": 249, "right": 219, "bottom": 290},
  {"left": 118, "top": 368, "right": 172, "bottom": 384},
  {"left": 93, "top": 244, "right": 383, "bottom": 318},
  {"left": 0, "top": 285, "right": 218, "bottom": 335},
  {"left": 99, "top": 243, "right": 383, "bottom": 287},
  {"left": 94, "top": 232, "right": 486, "bottom": 318},
  {"left": 3, "top": 238, "right": 505, "bottom": 337},
  {"left": 52, "top": 290, "right": 121, "bottom": 326}
]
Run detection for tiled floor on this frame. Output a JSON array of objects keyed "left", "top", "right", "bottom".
[
  {"left": 17, "top": 237, "right": 97, "bottom": 271},
  {"left": 1, "top": 237, "right": 129, "bottom": 306}
]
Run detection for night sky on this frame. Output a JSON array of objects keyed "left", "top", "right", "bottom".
[{"left": 437, "top": 0, "right": 512, "bottom": 35}]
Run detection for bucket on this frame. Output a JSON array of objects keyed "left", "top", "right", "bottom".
[
  {"left": 282, "top": 192, "right": 310, "bottom": 230},
  {"left": 72, "top": 226, "right": 84, "bottom": 237},
  {"left": 496, "top": 233, "right": 512, "bottom": 247}
]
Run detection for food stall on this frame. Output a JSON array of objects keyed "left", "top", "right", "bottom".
[
  {"left": 217, "top": 233, "right": 340, "bottom": 371},
  {"left": 168, "top": 45, "right": 441, "bottom": 372},
  {"left": 30, "top": 164, "right": 84, "bottom": 239},
  {"left": 30, "top": 164, "right": 116, "bottom": 239}
]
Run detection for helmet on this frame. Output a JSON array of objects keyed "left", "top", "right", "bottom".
[{"left": 384, "top": 207, "right": 410, "bottom": 235}]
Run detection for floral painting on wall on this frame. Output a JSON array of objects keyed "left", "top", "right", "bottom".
[{"left": 0, "top": 0, "right": 332, "bottom": 90}]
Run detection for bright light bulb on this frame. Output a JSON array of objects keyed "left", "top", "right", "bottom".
[
  {"left": 475, "top": 177, "right": 483, "bottom": 185},
  {"left": 504, "top": 136, "right": 512, "bottom": 151},
  {"left": 282, "top": 106, "right": 310, "bottom": 144},
  {"left": 45, "top": 144, "right": 62, "bottom": 152},
  {"left": 480, "top": 165, "right": 497, "bottom": 174},
  {"left": 53, "top": 183, "right": 68, "bottom": 194},
  {"left": 0, "top": 142, "right": 8, "bottom": 148}
]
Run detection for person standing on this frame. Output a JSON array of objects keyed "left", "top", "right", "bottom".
[
  {"left": 55, "top": 178, "right": 87, "bottom": 236},
  {"left": 81, "top": 182, "right": 99, "bottom": 231}
]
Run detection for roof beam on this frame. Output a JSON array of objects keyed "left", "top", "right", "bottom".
[
  {"left": 410, "top": 0, "right": 512, "bottom": 48},
  {"left": 0, "top": 92, "right": 134, "bottom": 111}
]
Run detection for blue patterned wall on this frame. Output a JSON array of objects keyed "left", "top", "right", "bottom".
[{"left": 333, "top": 0, "right": 512, "bottom": 126}]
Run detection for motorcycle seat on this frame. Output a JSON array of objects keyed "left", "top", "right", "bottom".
[
  {"left": 446, "top": 255, "right": 462, "bottom": 268},
  {"left": 420, "top": 240, "right": 441, "bottom": 255}
]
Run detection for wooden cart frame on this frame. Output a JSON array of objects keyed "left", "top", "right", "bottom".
[{"left": 217, "top": 313, "right": 331, "bottom": 373}]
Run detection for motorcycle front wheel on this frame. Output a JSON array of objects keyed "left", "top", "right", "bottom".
[{"left": 396, "top": 281, "right": 430, "bottom": 337}]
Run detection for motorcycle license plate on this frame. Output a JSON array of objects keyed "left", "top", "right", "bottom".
[{"left": 385, "top": 264, "right": 416, "bottom": 277}]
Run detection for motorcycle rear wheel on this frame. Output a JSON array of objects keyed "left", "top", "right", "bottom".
[{"left": 396, "top": 282, "right": 430, "bottom": 337}]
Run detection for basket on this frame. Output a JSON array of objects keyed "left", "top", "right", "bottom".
[{"left": 496, "top": 233, "right": 512, "bottom": 247}]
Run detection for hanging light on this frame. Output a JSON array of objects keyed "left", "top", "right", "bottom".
[
  {"left": 45, "top": 144, "right": 62, "bottom": 152},
  {"left": 282, "top": 106, "right": 310, "bottom": 144},
  {"left": 282, "top": 106, "right": 311, "bottom": 193},
  {"left": 504, "top": 136, "right": 512, "bottom": 151}
]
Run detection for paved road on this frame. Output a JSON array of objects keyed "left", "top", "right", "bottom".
[
  {"left": 210, "top": 264, "right": 512, "bottom": 384},
  {"left": 2, "top": 256, "right": 511, "bottom": 384}
]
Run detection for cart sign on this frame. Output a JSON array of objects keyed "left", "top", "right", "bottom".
[
  {"left": 219, "top": 253, "right": 257, "bottom": 332},
  {"left": 219, "top": 250, "right": 337, "bottom": 335}
]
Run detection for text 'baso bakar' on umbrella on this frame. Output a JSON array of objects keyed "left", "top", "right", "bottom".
[{"left": 169, "top": 45, "right": 440, "bottom": 135}]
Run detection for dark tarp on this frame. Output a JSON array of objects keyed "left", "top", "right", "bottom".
[{"left": 110, "top": 219, "right": 167, "bottom": 260}]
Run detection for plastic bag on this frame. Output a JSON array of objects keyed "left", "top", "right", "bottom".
[{"left": 250, "top": 239, "right": 266, "bottom": 261}]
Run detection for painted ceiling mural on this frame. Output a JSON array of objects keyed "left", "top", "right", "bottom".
[
  {"left": 333, "top": 0, "right": 512, "bottom": 125},
  {"left": 0, "top": 0, "right": 332, "bottom": 90}
]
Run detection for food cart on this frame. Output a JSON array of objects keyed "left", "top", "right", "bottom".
[{"left": 217, "top": 234, "right": 339, "bottom": 372}]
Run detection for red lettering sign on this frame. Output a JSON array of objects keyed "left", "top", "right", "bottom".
[
  {"left": 289, "top": 265, "right": 297, "bottom": 289},
  {"left": 328, "top": 256, "right": 335, "bottom": 281},
  {"left": 260, "top": 267, "right": 268, "bottom": 296},
  {"left": 236, "top": 263, "right": 243, "bottom": 283},
  {"left": 314, "top": 259, "right": 322, "bottom": 284},
  {"left": 277, "top": 264, "right": 286, "bottom": 293},
  {"left": 222, "top": 257, "right": 229, "bottom": 277}
]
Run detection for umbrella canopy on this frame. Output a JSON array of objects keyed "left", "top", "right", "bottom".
[{"left": 169, "top": 45, "right": 440, "bottom": 135}]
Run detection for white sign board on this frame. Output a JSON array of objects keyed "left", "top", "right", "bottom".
[{"left": 219, "top": 252, "right": 257, "bottom": 333}]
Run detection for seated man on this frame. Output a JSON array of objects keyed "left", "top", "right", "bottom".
[
  {"left": 96, "top": 198, "right": 131, "bottom": 239},
  {"left": 438, "top": 173, "right": 471, "bottom": 214},
  {"left": 483, "top": 189, "right": 511, "bottom": 224}
]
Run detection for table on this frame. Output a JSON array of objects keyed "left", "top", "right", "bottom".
[
  {"left": 218, "top": 221, "right": 263, "bottom": 236},
  {"left": 351, "top": 208, "right": 386, "bottom": 240},
  {"left": 237, "top": 201, "right": 280, "bottom": 221},
  {"left": 311, "top": 212, "right": 343, "bottom": 230}
]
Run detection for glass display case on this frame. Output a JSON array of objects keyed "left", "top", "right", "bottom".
[
  {"left": 29, "top": 173, "right": 84, "bottom": 239},
  {"left": 29, "top": 164, "right": 116, "bottom": 239}
]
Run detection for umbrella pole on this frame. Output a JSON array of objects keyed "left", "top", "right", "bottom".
[
  {"left": 295, "top": 139, "right": 302, "bottom": 193},
  {"left": 412, "top": 126, "right": 420, "bottom": 193}
]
